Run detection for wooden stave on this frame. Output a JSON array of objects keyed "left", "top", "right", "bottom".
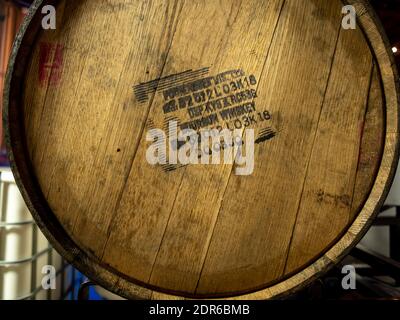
[{"left": 2, "top": 0, "right": 399, "bottom": 299}]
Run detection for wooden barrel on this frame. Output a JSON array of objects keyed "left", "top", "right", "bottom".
[{"left": 3, "top": 0, "right": 399, "bottom": 299}]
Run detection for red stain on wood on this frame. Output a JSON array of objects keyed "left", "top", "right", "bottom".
[{"left": 39, "top": 42, "right": 64, "bottom": 86}]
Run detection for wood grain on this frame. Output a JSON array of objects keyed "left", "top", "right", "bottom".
[
  {"left": 3, "top": 0, "right": 399, "bottom": 299},
  {"left": 283, "top": 23, "right": 373, "bottom": 275},
  {"left": 350, "top": 64, "right": 385, "bottom": 219}
]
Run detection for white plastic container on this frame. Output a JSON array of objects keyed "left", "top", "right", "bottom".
[{"left": 0, "top": 169, "right": 67, "bottom": 300}]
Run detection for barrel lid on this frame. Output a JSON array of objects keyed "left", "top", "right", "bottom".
[{"left": 4, "top": 0, "right": 399, "bottom": 299}]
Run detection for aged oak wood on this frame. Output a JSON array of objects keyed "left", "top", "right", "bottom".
[{"left": 3, "top": 0, "right": 399, "bottom": 299}]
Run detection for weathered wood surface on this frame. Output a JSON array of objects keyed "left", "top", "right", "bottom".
[{"left": 4, "top": 0, "right": 399, "bottom": 299}]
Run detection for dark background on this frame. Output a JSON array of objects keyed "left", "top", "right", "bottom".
[{"left": 370, "top": 0, "right": 400, "bottom": 67}]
